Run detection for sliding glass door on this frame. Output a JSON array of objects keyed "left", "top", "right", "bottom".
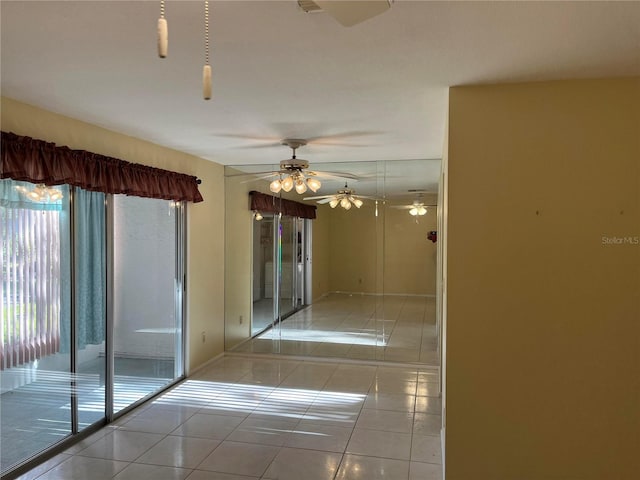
[
  {"left": 252, "top": 214, "right": 275, "bottom": 335},
  {"left": 111, "top": 195, "right": 184, "bottom": 414},
  {"left": 278, "top": 215, "right": 296, "bottom": 319},
  {"left": 0, "top": 181, "right": 72, "bottom": 472},
  {"left": 251, "top": 213, "right": 309, "bottom": 337},
  {"left": 0, "top": 180, "right": 185, "bottom": 476}
]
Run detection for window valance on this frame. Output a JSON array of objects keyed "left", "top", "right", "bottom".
[
  {"left": 1, "top": 131, "right": 203, "bottom": 203},
  {"left": 250, "top": 190, "right": 316, "bottom": 219}
]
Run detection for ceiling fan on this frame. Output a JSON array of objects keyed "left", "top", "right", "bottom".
[
  {"left": 304, "top": 183, "right": 375, "bottom": 210},
  {"left": 390, "top": 192, "right": 436, "bottom": 216},
  {"left": 229, "top": 139, "right": 359, "bottom": 195}
]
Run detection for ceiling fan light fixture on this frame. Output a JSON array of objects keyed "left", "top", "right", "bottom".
[
  {"left": 353, "top": 198, "right": 363, "bottom": 208},
  {"left": 306, "top": 177, "right": 321, "bottom": 192},
  {"left": 270, "top": 179, "right": 282, "bottom": 193},
  {"left": 329, "top": 199, "right": 339, "bottom": 208},
  {"left": 295, "top": 179, "right": 308, "bottom": 194},
  {"left": 281, "top": 176, "right": 294, "bottom": 192},
  {"left": 340, "top": 197, "right": 351, "bottom": 209},
  {"left": 409, "top": 207, "right": 419, "bottom": 216},
  {"left": 417, "top": 206, "right": 427, "bottom": 215}
]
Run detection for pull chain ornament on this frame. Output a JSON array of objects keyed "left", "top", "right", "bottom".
[
  {"left": 157, "top": 0, "right": 168, "bottom": 58},
  {"left": 202, "top": 1, "right": 212, "bottom": 100}
]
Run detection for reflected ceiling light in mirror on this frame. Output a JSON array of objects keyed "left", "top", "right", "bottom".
[
  {"left": 340, "top": 197, "right": 351, "bottom": 210},
  {"left": 409, "top": 206, "right": 427, "bottom": 216},
  {"left": 16, "top": 184, "right": 63, "bottom": 202},
  {"left": 307, "top": 183, "right": 369, "bottom": 210}
]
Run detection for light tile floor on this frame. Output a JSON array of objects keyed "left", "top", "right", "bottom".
[
  {"left": 17, "top": 356, "right": 443, "bottom": 480},
  {"left": 236, "top": 293, "right": 440, "bottom": 365}
]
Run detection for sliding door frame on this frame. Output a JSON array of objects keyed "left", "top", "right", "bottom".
[{"left": 107, "top": 195, "right": 186, "bottom": 421}]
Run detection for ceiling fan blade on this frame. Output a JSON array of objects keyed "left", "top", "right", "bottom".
[
  {"left": 390, "top": 204, "right": 437, "bottom": 209},
  {"left": 315, "top": 197, "right": 336, "bottom": 204},
  {"left": 225, "top": 170, "right": 278, "bottom": 178},
  {"left": 304, "top": 195, "right": 333, "bottom": 201},
  {"left": 238, "top": 142, "right": 283, "bottom": 149},
  {"left": 240, "top": 173, "right": 280, "bottom": 184},
  {"left": 311, "top": 171, "right": 360, "bottom": 181}
]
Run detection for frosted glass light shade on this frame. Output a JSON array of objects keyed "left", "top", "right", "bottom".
[
  {"left": 409, "top": 207, "right": 418, "bottom": 216},
  {"left": 49, "top": 190, "right": 63, "bottom": 201},
  {"left": 340, "top": 197, "right": 351, "bottom": 209},
  {"left": 295, "top": 179, "right": 307, "bottom": 194},
  {"left": 281, "top": 176, "right": 294, "bottom": 192},
  {"left": 270, "top": 179, "right": 282, "bottom": 193},
  {"left": 353, "top": 198, "right": 363, "bottom": 208},
  {"left": 329, "top": 199, "right": 339, "bottom": 208},
  {"left": 306, "top": 177, "right": 321, "bottom": 192}
]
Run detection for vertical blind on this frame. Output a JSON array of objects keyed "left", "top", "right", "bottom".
[{"left": 1, "top": 200, "right": 62, "bottom": 369}]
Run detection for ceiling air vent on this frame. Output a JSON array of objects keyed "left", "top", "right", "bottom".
[
  {"left": 297, "top": 1, "right": 392, "bottom": 27},
  {"left": 298, "top": 1, "right": 323, "bottom": 14}
]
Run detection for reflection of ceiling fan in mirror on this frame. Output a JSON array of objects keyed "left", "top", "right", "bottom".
[
  {"left": 391, "top": 192, "right": 436, "bottom": 216},
  {"left": 304, "top": 183, "right": 375, "bottom": 210},
  {"left": 228, "top": 139, "right": 359, "bottom": 195}
]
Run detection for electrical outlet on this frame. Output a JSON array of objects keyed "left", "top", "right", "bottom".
[
  {"left": 201, "top": 331, "right": 206, "bottom": 343},
  {"left": 239, "top": 315, "right": 243, "bottom": 325}
]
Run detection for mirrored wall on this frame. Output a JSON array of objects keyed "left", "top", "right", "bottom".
[{"left": 224, "top": 159, "right": 440, "bottom": 364}]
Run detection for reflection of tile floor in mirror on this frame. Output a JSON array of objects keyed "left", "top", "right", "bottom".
[
  {"left": 239, "top": 293, "right": 439, "bottom": 365},
  {"left": 17, "top": 356, "right": 443, "bottom": 480}
]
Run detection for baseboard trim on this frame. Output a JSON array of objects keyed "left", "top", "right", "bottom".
[
  {"left": 329, "top": 291, "right": 435, "bottom": 298},
  {"left": 187, "top": 351, "right": 225, "bottom": 376},
  {"left": 224, "top": 350, "right": 440, "bottom": 371},
  {"left": 441, "top": 427, "right": 446, "bottom": 476}
]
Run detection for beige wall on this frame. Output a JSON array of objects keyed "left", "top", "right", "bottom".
[
  {"left": 328, "top": 203, "right": 381, "bottom": 293},
  {"left": 326, "top": 202, "right": 436, "bottom": 295},
  {"left": 1, "top": 97, "right": 226, "bottom": 372},
  {"left": 445, "top": 78, "right": 640, "bottom": 479},
  {"left": 223, "top": 173, "right": 255, "bottom": 349},
  {"left": 384, "top": 205, "right": 437, "bottom": 295}
]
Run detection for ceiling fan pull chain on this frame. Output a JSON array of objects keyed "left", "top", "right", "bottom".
[
  {"left": 203, "top": 0, "right": 212, "bottom": 100},
  {"left": 157, "top": 0, "right": 168, "bottom": 58}
]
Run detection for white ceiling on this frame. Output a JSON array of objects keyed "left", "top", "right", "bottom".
[{"left": 2, "top": 0, "right": 639, "bottom": 196}]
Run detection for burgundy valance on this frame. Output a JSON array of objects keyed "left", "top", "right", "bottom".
[
  {"left": 1, "top": 131, "right": 203, "bottom": 202},
  {"left": 250, "top": 190, "right": 316, "bottom": 219}
]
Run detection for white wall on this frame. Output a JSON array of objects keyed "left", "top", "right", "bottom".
[{"left": 112, "top": 195, "right": 177, "bottom": 358}]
